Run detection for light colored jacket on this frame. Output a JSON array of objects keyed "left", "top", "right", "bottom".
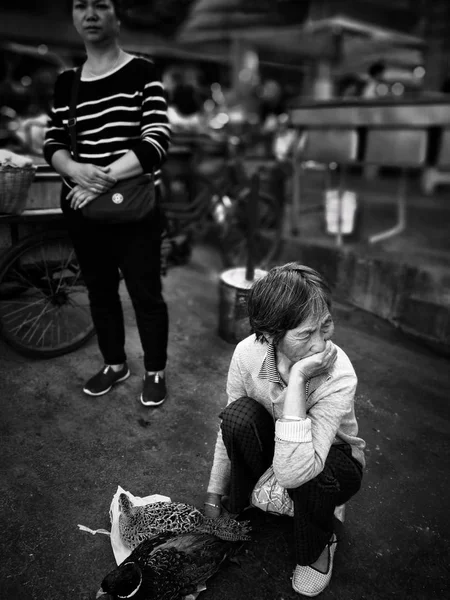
[{"left": 207, "top": 335, "right": 366, "bottom": 495}]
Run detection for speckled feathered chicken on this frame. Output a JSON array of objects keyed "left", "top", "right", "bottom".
[
  {"left": 118, "top": 494, "right": 251, "bottom": 550},
  {"left": 96, "top": 531, "right": 243, "bottom": 600}
]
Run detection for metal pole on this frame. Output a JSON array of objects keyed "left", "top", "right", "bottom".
[
  {"left": 336, "top": 166, "right": 347, "bottom": 247},
  {"left": 246, "top": 172, "right": 259, "bottom": 281}
]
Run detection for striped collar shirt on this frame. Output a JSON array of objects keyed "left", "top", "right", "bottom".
[{"left": 258, "top": 342, "right": 285, "bottom": 387}]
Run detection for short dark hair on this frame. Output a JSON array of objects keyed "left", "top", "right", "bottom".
[{"left": 247, "top": 263, "right": 332, "bottom": 346}]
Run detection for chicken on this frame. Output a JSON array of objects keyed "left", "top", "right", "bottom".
[
  {"left": 118, "top": 493, "right": 251, "bottom": 549},
  {"left": 97, "top": 530, "right": 244, "bottom": 600}
]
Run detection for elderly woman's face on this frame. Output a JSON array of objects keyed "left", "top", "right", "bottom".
[
  {"left": 277, "top": 310, "right": 334, "bottom": 363},
  {"left": 73, "top": 0, "right": 120, "bottom": 44}
]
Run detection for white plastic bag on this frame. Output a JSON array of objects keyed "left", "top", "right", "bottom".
[
  {"left": 109, "top": 485, "right": 172, "bottom": 564},
  {"left": 78, "top": 485, "right": 171, "bottom": 564}
]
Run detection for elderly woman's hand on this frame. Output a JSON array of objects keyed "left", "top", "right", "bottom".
[
  {"left": 292, "top": 340, "right": 337, "bottom": 381},
  {"left": 204, "top": 493, "right": 222, "bottom": 518}
]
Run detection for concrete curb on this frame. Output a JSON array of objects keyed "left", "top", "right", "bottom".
[{"left": 279, "top": 236, "right": 450, "bottom": 356}]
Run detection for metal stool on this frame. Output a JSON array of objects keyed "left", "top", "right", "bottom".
[{"left": 364, "top": 128, "right": 428, "bottom": 243}]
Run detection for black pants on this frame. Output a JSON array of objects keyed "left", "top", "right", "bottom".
[
  {"left": 220, "top": 397, "right": 363, "bottom": 565},
  {"left": 62, "top": 194, "right": 168, "bottom": 372}
]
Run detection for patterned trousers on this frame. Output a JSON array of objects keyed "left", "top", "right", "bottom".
[{"left": 220, "top": 397, "right": 363, "bottom": 565}]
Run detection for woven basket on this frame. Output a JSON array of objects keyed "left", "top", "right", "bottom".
[{"left": 0, "top": 164, "right": 37, "bottom": 215}]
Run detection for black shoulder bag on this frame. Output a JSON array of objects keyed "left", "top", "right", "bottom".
[{"left": 68, "top": 67, "right": 156, "bottom": 223}]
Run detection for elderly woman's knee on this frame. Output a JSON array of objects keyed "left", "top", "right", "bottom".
[{"left": 220, "top": 397, "right": 270, "bottom": 436}]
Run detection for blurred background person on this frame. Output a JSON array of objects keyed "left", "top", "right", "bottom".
[
  {"left": 259, "top": 78, "right": 286, "bottom": 133},
  {"left": 168, "top": 82, "right": 203, "bottom": 131},
  {"left": 361, "top": 60, "right": 386, "bottom": 99}
]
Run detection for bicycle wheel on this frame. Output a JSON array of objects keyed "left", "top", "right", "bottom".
[
  {"left": 0, "top": 230, "right": 95, "bottom": 358},
  {"left": 219, "top": 187, "right": 283, "bottom": 269}
]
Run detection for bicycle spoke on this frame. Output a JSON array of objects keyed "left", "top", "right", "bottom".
[
  {"left": 66, "top": 293, "right": 90, "bottom": 310},
  {"left": 21, "top": 242, "right": 49, "bottom": 282},
  {"left": 67, "top": 264, "right": 82, "bottom": 289},
  {"left": 56, "top": 309, "right": 61, "bottom": 348},
  {"left": 40, "top": 242, "right": 53, "bottom": 290},
  {"left": 48, "top": 306, "right": 61, "bottom": 347},
  {"left": 53, "top": 241, "right": 66, "bottom": 294},
  {"left": 61, "top": 306, "right": 71, "bottom": 346},
  {"left": 22, "top": 303, "right": 56, "bottom": 343},
  {"left": 39, "top": 306, "right": 64, "bottom": 348},
  {"left": 35, "top": 319, "right": 54, "bottom": 347},
  {"left": 1, "top": 296, "right": 48, "bottom": 319},
  {"left": 3, "top": 266, "right": 47, "bottom": 297},
  {"left": 43, "top": 306, "right": 65, "bottom": 348},
  {"left": 55, "top": 245, "right": 76, "bottom": 294},
  {"left": 9, "top": 300, "right": 51, "bottom": 338}
]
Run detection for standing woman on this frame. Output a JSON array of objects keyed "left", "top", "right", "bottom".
[{"left": 44, "top": 0, "right": 171, "bottom": 406}]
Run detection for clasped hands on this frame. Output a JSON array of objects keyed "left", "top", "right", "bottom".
[{"left": 67, "top": 163, "right": 116, "bottom": 210}]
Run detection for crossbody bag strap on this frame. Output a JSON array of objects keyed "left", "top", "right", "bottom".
[{"left": 68, "top": 67, "right": 82, "bottom": 161}]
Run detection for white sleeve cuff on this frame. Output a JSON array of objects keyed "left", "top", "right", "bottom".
[{"left": 275, "top": 417, "right": 311, "bottom": 442}]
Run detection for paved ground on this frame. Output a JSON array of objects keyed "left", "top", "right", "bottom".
[{"left": 0, "top": 243, "right": 449, "bottom": 600}]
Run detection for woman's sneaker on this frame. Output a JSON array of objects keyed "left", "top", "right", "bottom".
[
  {"left": 140, "top": 373, "right": 167, "bottom": 407},
  {"left": 83, "top": 364, "right": 130, "bottom": 396}
]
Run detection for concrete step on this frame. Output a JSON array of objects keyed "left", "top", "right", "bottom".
[{"left": 395, "top": 293, "right": 450, "bottom": 355}]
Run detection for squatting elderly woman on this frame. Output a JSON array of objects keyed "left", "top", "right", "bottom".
[
  {"left": 44, "top": 0, "right": 171, "bottom": 405},
  {"left": 204, "top": 263, "right": 365, "bottom": 597}
]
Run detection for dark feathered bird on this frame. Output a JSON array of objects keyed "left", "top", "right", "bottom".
[
  {"left": 96, "top": 530, "right": 243, "bottom": 600},
  {"left": 118, "top": 493, "right": 251, "bottom": 549}
]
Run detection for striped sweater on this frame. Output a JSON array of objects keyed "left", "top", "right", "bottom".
[
  {"left": 44, "top": 56, "right": 170, "bottom": 186},
  {"left": 207, "top": 336, "right": 366, "bottom": 496}
]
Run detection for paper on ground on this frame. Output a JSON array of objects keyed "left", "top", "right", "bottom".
[
  {"left": 78, "top": 485, "right": 171, "bottom": 563},
  {"left": 109, "top": 485, "right": 171, "bottom": 564}
]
